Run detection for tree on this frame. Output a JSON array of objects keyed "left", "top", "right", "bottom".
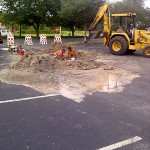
[
  {"left": 123, "top": 0, "right": 145, "bottom": 6},
  {"left": 111, "top": 0, "right": 147, "bottom": 28},
  {"left": 3, "top": 0, "right": 61, "bottom": 37},
  {"left": 2, "top": 0, "right": 19, "bottom": 32},
  {"left": 60, "top": 0, "right": 105, "bottom": 36},
  {"left": 59, "top": 0, "right": 77, "bottom": 36},
  {"left": 75, "top": 0, "right": 105, "bottom": 37},
  {"left": 145, "top": 7, "right": 150, "bottom": 27}
]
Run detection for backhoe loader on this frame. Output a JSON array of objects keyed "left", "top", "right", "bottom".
[{"left": 89, "top": 3, "right": 150, "bottom": 57}]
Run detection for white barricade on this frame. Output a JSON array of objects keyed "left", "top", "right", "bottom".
[
  {"left": 24, "top": 34, "right": 33, "bottom": 45},
  {"left": 7, "top": 34, "right": 14, "bottom": 46},
  {"left": 54, "top": 34, "right": 62, "bottom": 43},
  {"left": 40, "top": 34, "right": 47, "bottom": 45}
]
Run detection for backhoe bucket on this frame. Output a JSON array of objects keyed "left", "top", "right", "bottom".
[{"left": 88, "top": 31, "right": 102, "bottom": 40}]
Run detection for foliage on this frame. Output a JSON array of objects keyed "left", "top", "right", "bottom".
[
  {"left": 1, "top": 0, "right": 150, "bottom": 37},
  {"left": 60, "top": 0, "right": 105, "bottom": 36},
  {"left": 122, "top": 0, "right": 145, "bottom": 6},
  {"left": 110, "top": 0, "right": 148, "bottom": 28},
  {"left": 145, "top": 8, "right": 150, "bottom": 27},
  {"left": 3, "top": 0, "right": 61, "bottom": 37}
]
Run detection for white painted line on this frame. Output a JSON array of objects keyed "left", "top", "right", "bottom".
[
  {"left": 97, "top": 136, "right": 142, "bottom": 150},
  {"left": 0, "top": 94, "right": 59, "bottom": 104},
  {"left": 1, "top": 48, "right": 9, "bottom": 51}
]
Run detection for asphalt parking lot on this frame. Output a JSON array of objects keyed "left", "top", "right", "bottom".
[{"left": 0, "top": 38, "right": 150, "bottom": 150}]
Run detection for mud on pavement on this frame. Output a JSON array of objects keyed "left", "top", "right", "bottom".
[{"left": 0, "top": 42, "right": 139, "bottom": 103}]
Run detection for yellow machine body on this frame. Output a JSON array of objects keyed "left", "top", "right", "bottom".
[{"left": 89, "top": 3, "right": 150, "bottom": 57}]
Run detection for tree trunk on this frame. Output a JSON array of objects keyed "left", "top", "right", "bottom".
[
  {"left": 36, "top": 28, "right": 40, "bottom": 37},
  {"left": 11, "top": 24, "right": 14, "bottom": 33},
  {"left": 71, "top": 30, "right": 75, "bottom": 36},
  {"left": 19, "top": 24, "right": 22, "bottom": 37},
  {"left": 84, "top": 23, "right": 87, "bottom": 38},
  {"left": 33, "top": 23, "right": 40, "bottom": 37},
  {"left": 71, "top": 26, "right": 75, "bottom": 37}
]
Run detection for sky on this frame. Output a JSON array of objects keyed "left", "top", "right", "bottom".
[
  {"left": 145, "top": 0, "right": 150, "bottom": 7},
  {"left": 108, "top": 0, "right": 150, "bottom": 8}
]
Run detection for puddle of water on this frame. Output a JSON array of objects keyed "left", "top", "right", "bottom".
[
  {"left": 59, "top": 82, "right": 87, "bottom": 103},
  {"left": 102, "top": 74, "right": 127, "bottom": 93},
  {"left": 59, "top": 69, "right": 139, "bottom": 103},
  {"left": 0, "top": 68, "right": 139, "bottom": 103}
]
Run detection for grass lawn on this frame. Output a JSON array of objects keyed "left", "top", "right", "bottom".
[{"left": 13, "top": 31, "right": 86, "bottom": 37}]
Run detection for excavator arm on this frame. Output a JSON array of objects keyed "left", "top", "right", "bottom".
[
  {"left": 88, "top": 3, "right": 111, "bottom": 46},
  {"left": 89, "top": 3, "right": 110, "bottom": 31}
]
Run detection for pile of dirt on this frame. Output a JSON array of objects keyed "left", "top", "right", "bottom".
[
  {"left": 0, "top": 42, "right": 139, "bottom": 103},
  {"left": 11, "top": 43, "right": 107, "bottom": 72},
  {"left": 45, "top": 42, "right": 69, "bottom": 53},
  {"left": 45, "top": 42, "right": 99, "bottom": 60}
]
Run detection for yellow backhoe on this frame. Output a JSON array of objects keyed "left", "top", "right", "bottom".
[{"left": 89, "top": 3, "right": 150, "bottom": 57}]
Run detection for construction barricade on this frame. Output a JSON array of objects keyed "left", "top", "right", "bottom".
[
  {"left": 24, "top": 34, "right": 33, "bottom": 45},
  {"left": 7, "top": 34, "right": 14, "bottom": 46},
  {"left": 40, "top": 34, "right": 47, "bottom": 45},
  {"left": 54, "top": 34, "right": 62, "bottom": 43}
]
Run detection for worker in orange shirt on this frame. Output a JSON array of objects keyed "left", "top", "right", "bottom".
[
  {"left": 68, "top": 47, "right": 76, "bottom": 59},
  {"left": 53, "top": 49, "right": 65, "bottom": 60}
]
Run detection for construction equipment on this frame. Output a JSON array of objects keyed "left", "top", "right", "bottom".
[{"left": 89, "top": 3, "right": 150, "bottom": 57}]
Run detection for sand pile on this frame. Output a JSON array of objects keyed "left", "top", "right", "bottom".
[
  {"left": 11, "top": 43, "right": 107, "bottom": 72},
  {"left": 45, "top": 42, "right": 69, "bottom": 53},
  {"left": 0, "top": 42, "right": 139, "bottom": 103}
]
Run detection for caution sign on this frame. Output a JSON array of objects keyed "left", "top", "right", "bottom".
[
  {"left": 7, "top": 34, "right": 14, "bottom": 46},
  {"left": 40, "top": 34, "right": 47, "bottom": 45},
  {"left": 24, "top": 34, "right": 33, "bottom": 45},
  {"left": 54, "top": 34, "right": 62, "bottom": 43}
]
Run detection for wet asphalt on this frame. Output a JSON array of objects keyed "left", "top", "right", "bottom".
[{"left": 0, "top": 39, "right": 150, "bottom": 150}]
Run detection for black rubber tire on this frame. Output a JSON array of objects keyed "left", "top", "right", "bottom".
[
  {"left": 109, "top": 36, "right": 128, "bottom": 55},
  {"left": 127, "top": 49, "right": 136, "bottom": 54},
  {"left": 143, "top": 46, "right": 150, "bottom": 58}
]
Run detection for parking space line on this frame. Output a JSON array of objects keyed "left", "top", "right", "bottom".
[
  {"left": 97, "top": 136, "right": 142, "bottom": 150},
  {"left": 0, "top": 94, "right": 59, "bottom": 104}
]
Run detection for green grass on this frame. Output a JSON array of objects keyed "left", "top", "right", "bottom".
[{"left": 13, "top": 31, "right": 85, "bottom": 37}]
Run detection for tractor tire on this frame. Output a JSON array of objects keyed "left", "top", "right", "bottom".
[
  {"left": 143, "top": 46, "right": 150, "bottom": 58},
  {"left": 109, "top": 36, "right": 128, "bottom": 55},
  {"left": 127, "top": 49, "right": 136, "bottom": 54}
]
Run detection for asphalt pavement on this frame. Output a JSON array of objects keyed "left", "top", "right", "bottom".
[{"left": 0, "top": 39, "right": 150, "bottom": 150}]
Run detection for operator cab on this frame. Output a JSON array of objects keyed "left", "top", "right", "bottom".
[{"left": 111, "top": 13, "right": 136, "bottom": 40}]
